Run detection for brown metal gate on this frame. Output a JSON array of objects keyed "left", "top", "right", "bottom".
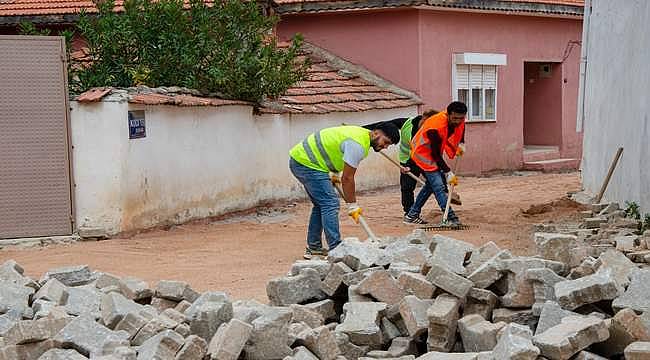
[{"left": 0, "top": 36, "right": 73, "bottom": 239}]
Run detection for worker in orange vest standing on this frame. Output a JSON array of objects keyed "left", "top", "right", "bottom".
[{"left": 403, "top": 101, "right": 467, "bottom": 225}]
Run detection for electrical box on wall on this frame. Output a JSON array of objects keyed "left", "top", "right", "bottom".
[{"left": 539, "top": 63, "right": 552, "bottom": 78}]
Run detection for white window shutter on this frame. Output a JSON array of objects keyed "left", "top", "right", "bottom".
[
  {"left": 470, "top": 65, "right": 483, "bottom": 88},
  {"left": 456, "top": 64, "right": 469, "bottom": 89},
  {"left": 483, "top": 65, "right": 497, "bottom": 89}
]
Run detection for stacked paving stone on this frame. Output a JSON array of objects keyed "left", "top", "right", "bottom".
[{"left": 2, "top": 200, "right": 650, "bottom": 359}]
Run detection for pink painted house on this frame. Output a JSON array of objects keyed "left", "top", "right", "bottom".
[{"left": 276, "top": 0, "right": 585, "bottom": 174}]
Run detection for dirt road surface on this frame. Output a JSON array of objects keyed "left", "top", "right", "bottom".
[{"left": 1, "top": 172, "right": 583, "bottom": 303}]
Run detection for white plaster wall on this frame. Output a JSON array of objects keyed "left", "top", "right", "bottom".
[
  {"left": 71, "top": 100, "right": 417, "bottom": 234},
  {"left": 70, "top": 101, "right": 128, "bottom": 234},
  {"left": 581, "top": 0, "right": 650, "bottom": 212}
]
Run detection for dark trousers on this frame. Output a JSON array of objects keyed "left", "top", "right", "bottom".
[{"left": 400, "top": 161, "right": 423, "bottom": 214}]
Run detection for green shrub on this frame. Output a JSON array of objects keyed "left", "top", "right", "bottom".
[
  {"left": 24, "top": 0, "right": 309, "bottom": 103},
  {"left": 624, "top": 201, "right": 641, "bottom": 220}
]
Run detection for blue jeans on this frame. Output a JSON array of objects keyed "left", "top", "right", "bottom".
[
  {"left": 407, "top": 170, "right": 459, "bottom": 222},
  {"left": 289, "top": 158, "right": 341, "bottom": 250}
]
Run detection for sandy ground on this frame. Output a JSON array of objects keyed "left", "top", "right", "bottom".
[{"left": 0, "top": 171, "right": 584, "bottom": 303}]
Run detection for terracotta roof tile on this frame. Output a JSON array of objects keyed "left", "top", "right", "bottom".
[
  {"left": 75, "top": 87, "right": 111, "bottom": 102},
  {"left": 0, "top": 0, "right": 212, "bottom": 18}
]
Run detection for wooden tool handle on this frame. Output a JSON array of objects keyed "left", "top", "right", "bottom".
[{"left": 378, "top": 151, "right": 426, "bottom": 186}]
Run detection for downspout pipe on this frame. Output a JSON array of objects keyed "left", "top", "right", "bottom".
[{"left": 576, "top": 0, "right": 591, "bottom": 132}]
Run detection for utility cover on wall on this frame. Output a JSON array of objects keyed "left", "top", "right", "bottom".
[{"left": 128, "top": 110, "right": 146, "bottom": 139}]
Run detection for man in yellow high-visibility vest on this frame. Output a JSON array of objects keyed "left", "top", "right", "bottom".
[{"left": 289, "top": 122, "right": 400, "bottom": 259}]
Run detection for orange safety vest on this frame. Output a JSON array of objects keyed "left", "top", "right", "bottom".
[{"left": 410, "top": 111, "right": 465, "bottom": 171}]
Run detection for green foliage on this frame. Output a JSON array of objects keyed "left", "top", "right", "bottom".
[
  {"left": 72, "top": 0, "right": 309, "bottom": 102},
  {"left": 625, "top": 201, "right": 641, "bottom": 220},
  {"left": 643, "top": 213, "right": 650, "bottom": 233}
]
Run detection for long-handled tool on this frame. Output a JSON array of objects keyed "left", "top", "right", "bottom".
[
  {"left": 332, "top": 181, "right": 379, "bottom": 242},
  {"left": 378, "top": 151, "right": 462, "bottom": 205},
  {"left": 420, "top": 157, "right": 470, "bottom": 231}
]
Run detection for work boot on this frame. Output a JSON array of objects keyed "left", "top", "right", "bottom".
[
  {"left": 451, "top": 192, "right": 462, "bottom": 206},
  {"left": 403, "top": 214, "right": 428, "bottom": 225},
  {"left": 304, "top": 247, "right": 327, "bottom": 260}
]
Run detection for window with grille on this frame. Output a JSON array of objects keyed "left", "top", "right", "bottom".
[{"left": 454, "top": 64, "right": 498, "bottom": 122}]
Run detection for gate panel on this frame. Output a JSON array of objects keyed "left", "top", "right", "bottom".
[{"left": 0, "top": 36, "right": 73, "bottom": 238}]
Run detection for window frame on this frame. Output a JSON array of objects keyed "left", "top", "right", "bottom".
[{"left": 451, "top": 53, "right": 506, "bottom": 123}]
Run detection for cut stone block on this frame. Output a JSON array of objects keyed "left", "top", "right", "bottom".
[
  {"left": 290, "top": 260, "right": 332, "bottom": 280},
  {"left": 464, "top": 288, "right": 497, "bottom": 320},
  {"left": 151, "top": 297, "right": 179, "bottom": 312},
  {"left": 101, "top": 292, "right": 143, "bottom": 329},
  {"left": 624, "top": 341, "right": 650, "bottom": 360},
  {"left": 426, "top": 264, "right": 473, "bottom": 298},
  {"left": 3, "top": 316, "right": 71, "bottom": 345},
  {"left": 175, "top": 335, "right": 207, "bottom": 360},
  {"left": 0, "top": 260, "right": 39, "bottom": 290},
  {"left": 119, "top": 277, "right": 153, "bottom": 301},
  {"left": 294, "top": 325, "right": 341, "bottom": 360},
  {"left": 342, "top": 267, "right": 383, "bottom": 286},
  {"left": 532, "top": 316, "right": 609, "bottom": 360},
  {"left": 383, "top": 243, "right": 430, "bottom": 268},
  {"left": 348, "top": 285, "right": 373, "bottom": 303},
  {"left": 336, "top": 302, "right": 387, "bottom": 346},
  {"left": 428, "top": 235, "right": 474, "bottom": 275},
  {"left": 568, "top": 256, "right": 598, "bottom": 281},
  {"left": 535, "top": 301, "right": 582, "bottom": 336},
  {"left": 132, "top": 314, "right": 180, "bottom": 346},
  {"left": 594, "top": 249, "right": 637, "bottom": 287},
  {"left": 583, "top": 217, "right": 607, "bottom": 229},
  {"left": 398, "top": 295, "right": 433, "bottom": 337},
  {"left": 0, "top": 339, "right": 57, "bottom": 360},
  {"left": 290, "top": 304, "right": 324, "bottom": 328},
  {"left": 615, "top": 235, "right": 640, "bottom": 252},
  {"left": 155, "top": 280, "right": 199, "bottom": 302},
  {"left": 554, "top": 269, "right": 621, "bottom": 310},
  {"left": 114, "top": 312, "right": 148, "bottom": 340},
  {"left": 40, "top": 265, "right": 95, "bottom": 287},
  {"left": 266, "top": 268, "right": 326, "bottom": 306},
  {"left": 388, "top": 262, "right": 422, "bottom": 278},
  {"left": 38, "top": 348, "right": 87, "bottom": 360},
  {"left": 590, "top": 308, "right": 650, "bottom": 357},
  {"left": 525, "top": 267, "right": 565, "bottom": 315},
  {"left": 302, "top": 299, "right": 336, "bottom": 322},
  {"left": 175, "top": 300, "right": 192, "bottom": 314},
  {"left": 427, "top": 294, "right": 461, "bottom": 352},
  {"left": 571, "top": 350, "right": 609, "bottom": 360},
  {"left": 534, "top": 232, "right": 581, "bottom": 267},
  {"left": 175, "top": 323, "right": 191, "bottom": 338},
  {"left": 64, "top": 285, "right": 102, "bottom": 318},
  {"left": 53, "top": 315, "right": 130, "bottom": 357},
  {"left": 497, "top": 258, "right": 565, "bottom": 308},
  {"left": 357, "top": 270, "right": 407, "bottom": 305},
  {"left": 416, "top": 352, "right": 479, "bottom": 360},
  {"left": 243, "top": 307, "right": 292, "bottom": 360},
  {"left": 0, "top": 281, "right": 34, "bottom": 319},
  {"left": 492, "top": 323, "right": 539, "bottom": 360},
  {"left": 207, "top": 319, "right": 252, "bottom": 360},
  {"left": 288, "top": 346, "right": 319, "bottom": 360},
  {"left": 137, "top": 329, "right": 184, "bottom": 360},
  {"left": 95, "top": 272, "right": 121, "bottom": 289},
  {"left": 33, "top": 279, "right": 68, "bottom": 305},
  {"left": 612, "top": 269, "right": 650, "bottom": 313},
  {"left": 385, "top": 337, "right": 418, "bottom": 357},
  {"left": 184, "top": 292, "right": 233, "bottom": 342},
  {"left": 457, "top": 314, "right": 505, "bottom": 352},
  {"left": 492, "top": 308, "right": 536, "bottom": 330},
  {"left": 327, "top": 239, "right": 384, "bottom": 270},
  {"left": 465, "top": 242, "right": 500, "bottom": 275},
  {"left": 467, "top": 250, "right": 512, "bottom": 289},
  {"left": 321, "top": 262, "right": 353, "bottom": 297},
  {"left": 398, "top": 272, "right": 435, "bottom": 300},
  {"left": 334, "top": 332, "right": 367, "bottom": 360}
]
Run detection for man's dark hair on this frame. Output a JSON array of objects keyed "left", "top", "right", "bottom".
[
  {"left": 447, "top": 101, "right": 467, "bottom": 115},
  {"left": 375, "top": 122, "right": 400, "bottom": 144}
]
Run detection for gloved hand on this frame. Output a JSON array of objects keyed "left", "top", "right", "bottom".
[
  {"left": 347, "top": 203, "right": 363, "bottom": 223},
  {"left": 446, "top": 171, "right": 459, "bottom": 186},
  {"left": 456, "top": 143, "right": 466, "bottom": 157},
  {"left": 330, "top": 173, "right": 341, "bottom": 185}
]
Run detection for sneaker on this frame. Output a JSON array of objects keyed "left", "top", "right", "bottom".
[
  {"left": 403, "top": 214, "right": 428, "bottom": 225},
  {"left": 304, "top": 247, "right": 327, "bottom": 259},
  {"left": 451, "top": 192, "right": 462, "bottom": 206}
]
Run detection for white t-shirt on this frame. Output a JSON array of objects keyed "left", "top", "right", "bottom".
[{"left": 340, "top": 139, "right": 367, "bottom": 168}]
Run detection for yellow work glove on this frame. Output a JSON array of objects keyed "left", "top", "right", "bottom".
[
  {"left": 347, "top": 203, "right": 363, "bottom": 224},
  {"left": 456, "top": 143, "right": 466, "bottom": 157},
  {"left": 330, "top": 173, "right": 341, "bottom": 185},
  {"left": 446, "top": 171, "right": 459, "bottom": 187}
]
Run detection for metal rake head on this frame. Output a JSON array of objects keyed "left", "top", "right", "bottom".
[{"left": 419, "top": 223, "right": 472, "bottom": 231}]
